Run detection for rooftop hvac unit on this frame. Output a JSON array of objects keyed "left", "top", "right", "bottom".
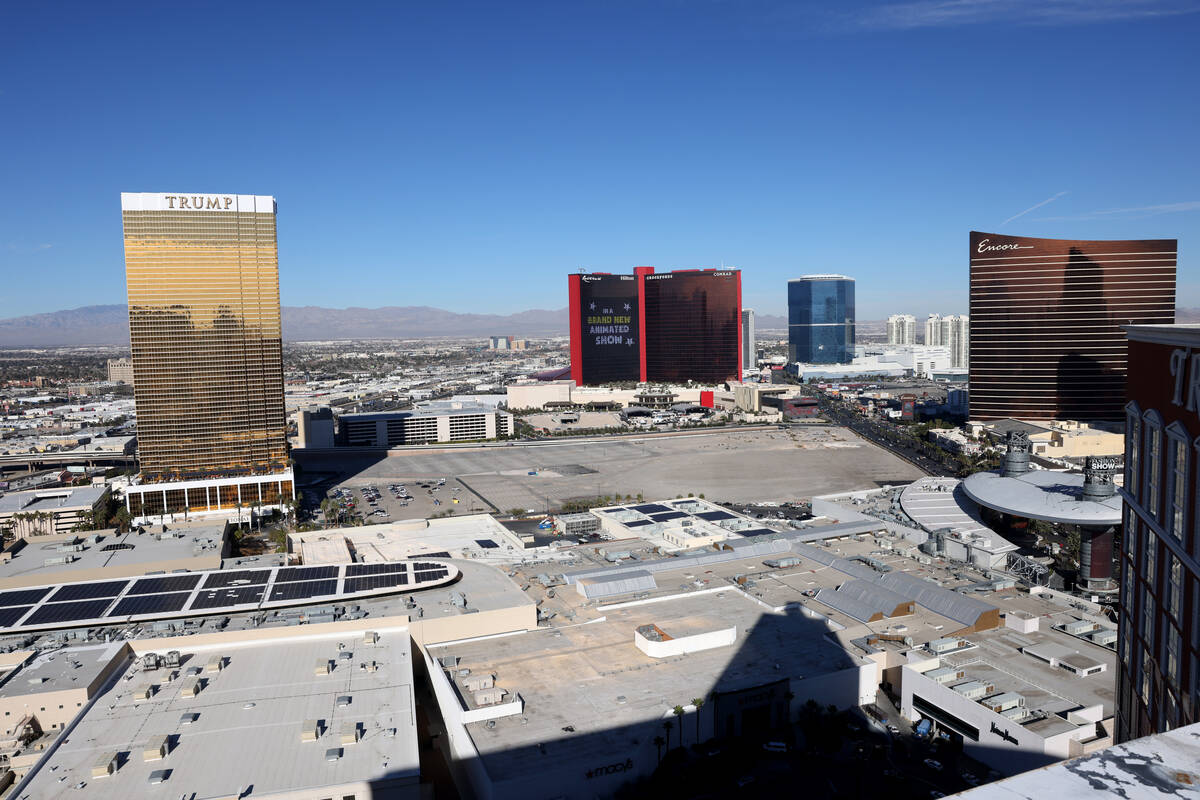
[
  {"left": 91, "top": 751, "right": 118, "bottom": 779},
  {"left": 163, "top": 650, "right": 181, "bottom": 668},
  {"left": 142, "top": 734, "right": 169, "bottom": 762},
  {"left": 301, "top": 719, "right": 320, "bottom": 742},
  {"left": 325, "top": 747, "right": 343, "bottom": 762},
  {"left": 206, "top": 655, "right": 224, "bottom": 674},
  {"left": 315, "top": 659, "right": 332, "bottom": 675},
  {"left": 340, "top": 723, "right": 361, "bottom": 745},
  {"left": 362, "top": 631, "right": 379, "bottom": 645}
]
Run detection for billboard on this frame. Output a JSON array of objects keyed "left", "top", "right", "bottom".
[{"left": 570, "top": 274, "right": 641, "bottom": 385}]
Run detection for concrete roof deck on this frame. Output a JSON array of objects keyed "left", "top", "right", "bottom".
[
  {"left": 0, "top": 525, "right": 225, "bottom": 586},
  {"left": 0, "top": 485, "right": 108, "bottom": 514},
  {"left": 17, "top": 624, "right": 419, "bottom": 800},
  {"left": 938, "top": 624, "right": 1116, "bottom": 727},
  {"left": 0, "top": 642, "right": 123, "bottom": 700},
  {"left": 434, "top": 590, "right": 864, "bottom": 783},
  {"left": 294, "top": 514, "right": 522, "bottom": 565}
]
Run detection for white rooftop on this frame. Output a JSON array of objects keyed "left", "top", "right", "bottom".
[
  {"left": 962, "top": 471, "right": 1122, "bottom": 526},
  {"left": 16, "top": 621, "right": 419, "bottom": 800}
]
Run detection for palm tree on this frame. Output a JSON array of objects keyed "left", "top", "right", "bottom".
[
  {"left": 663, "top": 720, "right": 673, "bottom": 752},
  {"left": 653, "top": 735, "right": 665, "bottom": 765},
  {"left": 692, "top": 697, "right": 705, "bottom": 742},
  {"left": 673, "top": 705, "right": 685, "bottom": 746}
]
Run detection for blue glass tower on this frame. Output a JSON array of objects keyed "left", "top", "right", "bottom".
[{"left": 788, "top": 275, "right": 855, "bottom": 364}]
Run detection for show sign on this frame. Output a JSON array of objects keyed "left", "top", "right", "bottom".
[{"left": 578, "top": 275, "right": 640, "bottom": 383}]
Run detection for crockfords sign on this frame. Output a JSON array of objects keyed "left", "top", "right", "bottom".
[
  {"left": 164, "top": 195, "right": 234, "bottom": 210},
  {"left": 976, "top": 238, "right": 1034, "bottom": 254}
]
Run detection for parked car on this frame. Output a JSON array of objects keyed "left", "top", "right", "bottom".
[{"left": 924, "top": 759, "right": 943, "bottom": 771}]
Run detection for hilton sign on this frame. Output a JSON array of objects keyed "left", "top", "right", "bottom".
[{"left": 164, "top": 195, "right": 234, "bottom": 210}]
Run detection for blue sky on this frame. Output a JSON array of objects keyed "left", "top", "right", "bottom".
[{"left": 1, "top": 0, "right": 1197, "bottom": 321}]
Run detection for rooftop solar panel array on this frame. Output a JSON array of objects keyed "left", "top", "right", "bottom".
[
  {"left": 27, "top": 599, "right": 114, "bottom": 625},
  {"left": 192, "top": 585, "right": 265, "bottom": 609},
  {"left": 49, "top": 581, "right": 127, "bottom": 602},
  {"left": 632, "top": 504, "right": 671, "bottom": 514},
  {"left": 0, "top": 587, "right": 52, "bottom": 607},
  {"left": 110, "top": 592, "right": 191, "bottom": 617},
  {"left": 695, "top": 510, "right": 734, "bottom": 521},
  {"left": 649, "top": 511, "right": 687, "bottom": 522},
  {"left": 269, "top": 580, "right": 338, "bottom": 602},
  {"left": 0, "top": 557, "right": 457, "bottom": 632},
  {"left": 202, "top": 570, "right": 271, "bottom": 589},
  {"left": 274, "top": 566, "right": 338, "bottom": 583},
  {"left": 344, "top": 573, "right": 408, "bottom": 593},
  {"left": 126, "top": 575, "right": 203, "bottom": 595},
  {"left": 346, "top": 562, "right": 407, "bottom": 578},
  {"left": 0, "top": 606, "right": 31, "bottom": 627}
]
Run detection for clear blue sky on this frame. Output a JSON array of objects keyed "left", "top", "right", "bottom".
[{"left": 2, "top": 0, "right": 1197, "bottom": 321}]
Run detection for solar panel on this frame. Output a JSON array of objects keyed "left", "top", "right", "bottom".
[
  {"left": 632, "top": 504, "right": 670, "bottom": 514},
  {"left": 109, "top": 592, "right": 191, "bottom": 617},
  {"left": 274, "top": 566, "right": 338, "bottom": 583},
  {"left": 695, "top": 510, "right": 734, "bottom": 521},
  {"left": 407, "top": 551, "right": 450, "bottom": 559},
  {"left": 475, "top": 539, "right": 499, "bottom": 549},
  {"left": 408, "top": 562, "right": 445, "bottom": 572},
  {"left": 344, "top": 573, "right": 408, "bottom": 593},
  {"left": 127, "top": 575, "right": 202, "bottom": 595},
  {"left": 0, "top": 587, "right": 52, "bottom": 607},
  {"left": 100, "top": 542, "right": 135, "bottom": 552},
  {"left": 26, "top": 599, "right": 114, "bottom": 625},
  {"left": 623, "top": 519, "right": 652, "bottom": 528},
  {"left": 202, "top": 570, "right": 271, "bottom": 589},
  {"left": 48, "top": 581, "right": 128, "bottom": 602},
  {"left": 269, "top": 580, "right": 338, "bottom": 602},
  {"left": 413, "top": 569, "right": 449, "bottom": 582},
  {"left": 649, "top": 511, "right": 687, "bottom": 522},
  {"left": 740, "top": 528, "right": 778, "bottom": 537},
  {"left": 190, "top": 585, "right": 265, "bottom": 609},
  {"left": 345, "top": 563, "right": 407, "bottom": 578},
  {"left": 0, "top": 606, "right": 31, "bottom": 627}
]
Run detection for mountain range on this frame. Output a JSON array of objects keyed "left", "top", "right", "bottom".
[
  {"left": 2, "top": 305, "right": 1193, "bottom": 347},
  {"left": 0, "top": 304, "right": 790, "bottom": 347}
]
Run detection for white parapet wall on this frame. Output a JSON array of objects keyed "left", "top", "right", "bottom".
[{"left": 633, "top": 624, "right": 736, "bottom": 658}]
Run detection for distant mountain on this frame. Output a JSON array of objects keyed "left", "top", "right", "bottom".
[
  {"left": 0, "top": 304, "right": 571, "bottom": 346},
  {"left": 1, "top": 305, "right": 1195, "bottom": 347}
]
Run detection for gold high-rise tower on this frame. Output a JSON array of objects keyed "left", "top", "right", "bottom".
[{"left": 121, "top": 192, "right": 292, "bottom": 521}]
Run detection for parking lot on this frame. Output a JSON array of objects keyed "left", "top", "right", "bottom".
[
  {"left": 316, "top": 475, "right": 494, "bottom": 525},
  {"left": 296, "top": 426, "right": 925, "bottom": 519}
]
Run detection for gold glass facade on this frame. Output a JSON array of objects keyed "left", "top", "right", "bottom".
[{"left": 121, "top": 194, "right": 287, "bottom": 482}]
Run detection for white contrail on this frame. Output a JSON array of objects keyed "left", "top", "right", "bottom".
[{"left": 1002, "top": 191, "right": 1068, "bottom": 226}]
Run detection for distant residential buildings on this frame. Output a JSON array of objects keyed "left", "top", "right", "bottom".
[
  {"left": 488, "top": 336, "right": 526, "bottom": 350},
  {"left": 120, "top": 192, "right": 294, "bottom": 524},
  {"left": 742, "top": 308, "right": 756, "bottom": 370},
  {"left": 569, "top": 268, "right": 742, "bottom": 385},
  {"left": 788, "top": 275, "right": 855, "bottom": 364},
  {"left": 887, "top": 314, "right": 916, "bottom": 345},
  {"left": 924, "top": 314, "right": 969, "bottom": 368},
  {"left": 105, "top": 357, "right": 134, "bottom": 385},
  {"left": 968, "top": 231, "right": 1175, "bottom": 421}
]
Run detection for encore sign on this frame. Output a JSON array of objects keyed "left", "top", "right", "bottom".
[{"left": 163, "top": 195, "right": 234, "bottom": 210}]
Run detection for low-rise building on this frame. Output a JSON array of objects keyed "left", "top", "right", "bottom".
[
  {"left": 10, "top": 619, "right": 423, "bottom": 799},
  {"left": 337, "top": 403, "right": 514, "bottom": 447},
  {"left": 0, "top": 485, "right": 110, "bottom": 538},
  {"left": 105, "top": 357, "right": 134, "bottom": 385}
]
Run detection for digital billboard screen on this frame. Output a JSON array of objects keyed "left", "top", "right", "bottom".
[{"left": 576, "top": 274, "right": 641, "bottom": 384}]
